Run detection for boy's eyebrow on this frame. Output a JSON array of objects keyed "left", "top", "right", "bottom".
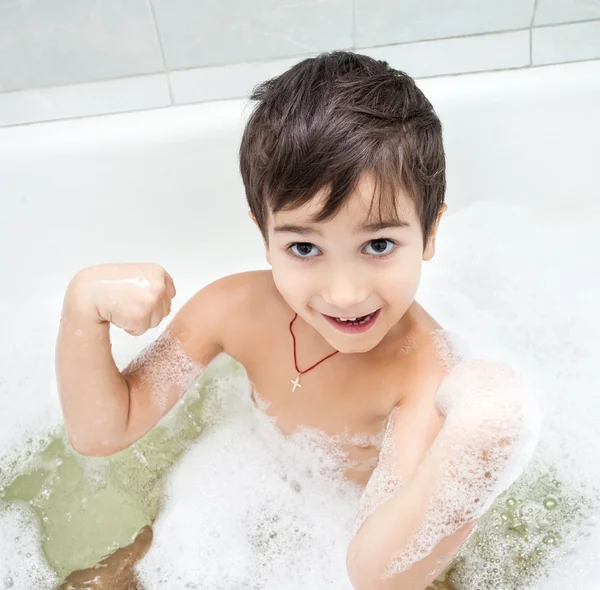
[{"left": 273, "top": 219, "right": 410, "bottom": 236}]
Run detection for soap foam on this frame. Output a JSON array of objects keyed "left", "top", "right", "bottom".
[
  {"left": 0, "top": 504, "right": 58, "bottom": 589},
  {"left": 418, "top": 202, "right": 600, "bottom": 588},
  {"left": 1, "top": 201, "right": 599, "bottom": 589},
  {"left": 385, "top": 360, "right": 541, "bottom": 578},
  {"left": 135, "top": 376, "right": 363, "bottom": 590},
  {"left": 349, "top": 406, "right": 404, "bottom": 539},
  {"left": 134, "top": 202, "right": 600, "bottom": 590},
  {"left": 122, "top": 328, "right": 205, "bottom": 413}
]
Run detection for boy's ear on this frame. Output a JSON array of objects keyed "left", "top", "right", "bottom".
[
  {"left": 423, "top": 203, "right": 447, "bottom": 262},
  {"left": 248, "top": 210, "right": 271, "bottom": 265}
]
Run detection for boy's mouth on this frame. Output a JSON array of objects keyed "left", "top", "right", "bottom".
[{"left": 321, "top": 309, "right": 381, "bottom": 334}]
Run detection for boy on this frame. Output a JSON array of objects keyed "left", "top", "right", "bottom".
[{"left": 56, "top": 51, "right": 538, "bottom": 589}]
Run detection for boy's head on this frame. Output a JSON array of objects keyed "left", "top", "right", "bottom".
[{"left": 239, "top": 51, "right": 447, "bottom": 354}]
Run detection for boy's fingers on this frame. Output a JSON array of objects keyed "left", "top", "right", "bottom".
[
  {"left": 164, "top": 272, "right": 176, "bottom": 299},
  {"left": 149, "top": 306, "right": 163, "bottom": 329},
  {"left": 125, "top": 327, "right": 144, "bottom": 336},
  {"left": 161, "top": 298, "right": 171, "bottom": 319}
]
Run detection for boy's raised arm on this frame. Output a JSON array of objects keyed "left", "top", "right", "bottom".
[{"left": 56, "top": 263, "right": 226, "bottom": 457}]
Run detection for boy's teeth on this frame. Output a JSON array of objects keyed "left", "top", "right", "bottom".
[{"left": 334, "top": 313, "right": 374, "bottom": 325}]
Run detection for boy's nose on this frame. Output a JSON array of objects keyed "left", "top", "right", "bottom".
[{"left": 321, "top": 271, "right": 370, "bottom": 313}]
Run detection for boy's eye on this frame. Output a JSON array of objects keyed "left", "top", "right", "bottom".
[
  {"left": 290, "top": 242, "right": 320, "bottom": 257},
  {"left": 365, "top": 239, "right": 395, "bottom": 256}
]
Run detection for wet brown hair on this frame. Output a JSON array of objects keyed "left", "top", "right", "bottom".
[{"left": 239, "top": 50, "right": 446, "bottom": 249}]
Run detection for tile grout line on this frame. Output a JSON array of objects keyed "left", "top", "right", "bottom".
[
  {"left": 534, "top": 15, "right": 600, "bottom": 29},
  {"left": 530, "top": 0, "right": 540, "bottom": 66},
  {"left": 5, "top": 20, "right": 600, "bottom": 98},
  {"left": 2, "top": 57, "right": 600, "bottom": 130},
  {"left": 354, "top": 27, "right": 531, "bottom": 51},
  {"left": 0, "top": 72, "right": 167, "bottom": 97},
  {"left": 2, "top": 52, "right": 599, "bottom": 102},
  {"left": 145, "top": 0, "right": 174, "bottom": 104}
]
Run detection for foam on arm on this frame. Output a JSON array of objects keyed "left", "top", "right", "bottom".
[
  {"left": 121, "top": 328, "right": 207, "bottom": 446},
  {"left": 346, "top": 360, "right": 541, "bottom": 590}
]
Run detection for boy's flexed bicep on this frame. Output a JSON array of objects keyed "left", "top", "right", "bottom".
[
  {"left": 119, "top": 277, "right": 235, "bottom": 447},
  {"left": 58, "top": 265, "right": 256, "bottom": 457}
]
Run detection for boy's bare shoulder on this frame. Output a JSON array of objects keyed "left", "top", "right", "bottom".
[
  {"left": 171, "top": 270, "right": 280, "bottom": 360},
  {"left": 194, "top": 269, "right": 275, "bottom": 308},
  {"left": 391, "top": 309, "right": 451, "bottom": 407},
  {"left": 182, "top": 270, "right": 275, "bottom": 317}
]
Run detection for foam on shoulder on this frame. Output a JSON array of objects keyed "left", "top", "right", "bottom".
[{"left": 384, "top": 360, "right": 541, "bottom": 578}]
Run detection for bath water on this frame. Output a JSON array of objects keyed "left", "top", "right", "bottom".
[{"left": 0, "top": 200, "right": 599, "bottom": 589}]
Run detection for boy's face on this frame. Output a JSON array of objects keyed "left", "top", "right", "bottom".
[{"left": 258, "top": 172, "right": 444, "bottom": 355}]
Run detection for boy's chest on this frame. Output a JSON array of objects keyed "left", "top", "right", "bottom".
[{"left": 240, "top": 344, "right": 445, "bottom": 487}]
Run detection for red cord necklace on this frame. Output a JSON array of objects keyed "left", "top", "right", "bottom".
[{"left": 288, "top": 312, "right": 339, "bottom": 392}]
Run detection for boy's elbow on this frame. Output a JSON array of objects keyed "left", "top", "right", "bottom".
[
  {"left": 66, "top": 432, "right": 129, "bottom": 457},
  {"left": 346, "top": 543, "right": 366, "bottom": 590},
  {"left": 346, "top": 536, "right": 383, "bottom": 590}
]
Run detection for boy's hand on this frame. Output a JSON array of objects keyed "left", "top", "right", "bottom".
[{"left": 68, "top": 263, "right": 176, "bottom": 336}]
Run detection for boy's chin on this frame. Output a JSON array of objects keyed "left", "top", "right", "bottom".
[
  {"left": 320, "top": 331, "right": 382, "bottom": 355},
  {"left": 336, "top": 342, "right": 379, "bottom": 355}
]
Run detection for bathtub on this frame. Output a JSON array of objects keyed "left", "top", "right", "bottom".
[{"left": 1, "top": 59, "right": 599, "bottom": 589}]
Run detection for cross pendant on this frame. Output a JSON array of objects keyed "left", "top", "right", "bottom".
[{"left": 291, "top": 374, "right": 302, "bottom": 392}]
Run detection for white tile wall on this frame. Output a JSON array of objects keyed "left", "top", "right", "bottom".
[
  {"left": 533, "top": 20, "right": 600, "bottom": 65},
  {"left": 149, "top": 0, "right": 352, "bottom": 70},
  {"left": 0, "top": 75, "right": 170, "bottom": 127},
  {"left": 354, "top": 0, "right": 535, "bottom": 47},
  {"left": 0, "top": 0, "right": 163, "bottom": 93},
  {"left": 0, "top": 0, "right": 599, "bottom": 126},
  {"left": 170, "top": 56, "right": 311, "bottom": 105},
  {"left": 362, "top": 31, "right": 530, "bottom": 79},
  {"left": 534, "top": 0, "right": 600, "bottom": 26}
]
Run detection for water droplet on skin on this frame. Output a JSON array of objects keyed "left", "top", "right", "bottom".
[
  {"left": 4, "top": 574, "right": 14, "bottom": 588},
  {"left": 543, "top": 534, "right": 557, "bottom": 545},
  {"left": 506, "top": 497, "right": 517, "bottom": 508},
  {"left": 544, "top": 497, "right": 558, "bottom": 510}
]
